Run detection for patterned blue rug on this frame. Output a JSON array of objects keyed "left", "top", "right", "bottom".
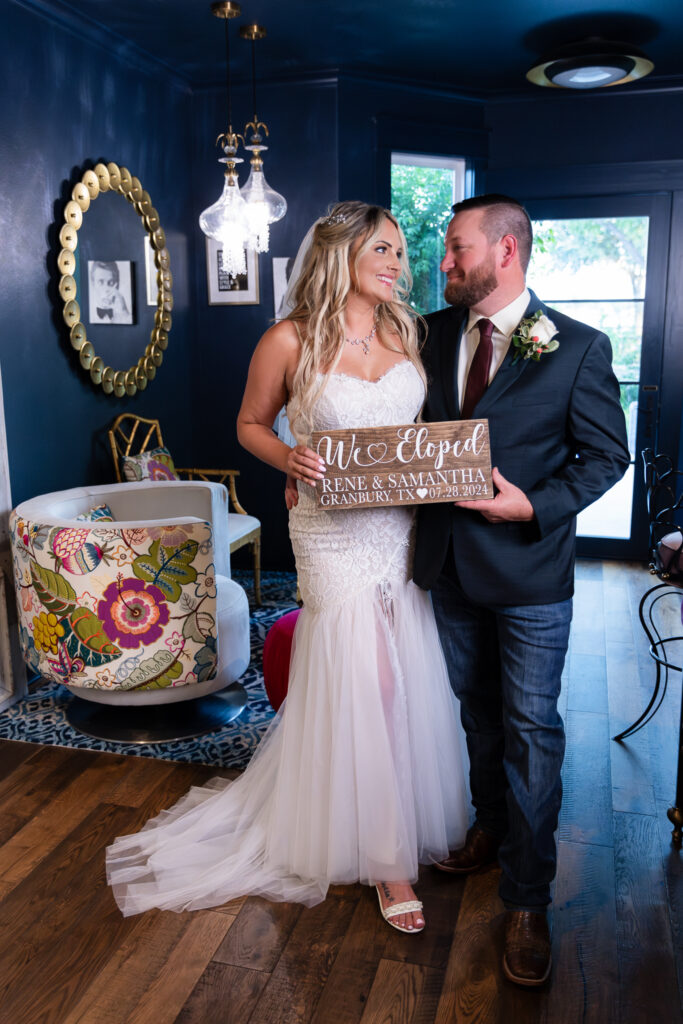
[{"left": 0, "top": 571, "right": 298, "bottom": 771}]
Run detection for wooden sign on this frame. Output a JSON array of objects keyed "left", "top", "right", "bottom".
[{"left": 311, "top": 419, "right": 492, "bottom": 509}]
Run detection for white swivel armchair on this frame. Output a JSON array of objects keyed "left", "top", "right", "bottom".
[{"left": 10, "top": 480, "right": 250, "bottom": 742}]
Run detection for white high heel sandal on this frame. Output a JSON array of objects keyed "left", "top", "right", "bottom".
[{"left": 375, "top": 885, "right": 425, "bottom": 933}]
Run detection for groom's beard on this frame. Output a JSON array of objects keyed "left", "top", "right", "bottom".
[{"left": 444, "top": 252, "right": 498, "bottom": 308}]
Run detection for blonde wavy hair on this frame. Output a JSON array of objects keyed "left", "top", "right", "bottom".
[{"left": 286, "top": 200, "right": 426, "bottom": 442}]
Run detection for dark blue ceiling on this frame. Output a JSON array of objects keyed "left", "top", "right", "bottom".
[{"left": 38, "top": 0, "right": 683, "bottom": 94}]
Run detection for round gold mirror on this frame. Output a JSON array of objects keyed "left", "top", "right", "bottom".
[{"left": 57, "top": 162, "right": 173, "bottom": 397}]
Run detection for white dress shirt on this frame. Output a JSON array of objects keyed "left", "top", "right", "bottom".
[{"left": 456, "top": 288, "right": 530, "bottom": 409}]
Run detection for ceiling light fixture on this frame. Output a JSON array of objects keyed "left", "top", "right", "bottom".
[
  {"left": 527, "top": 38, "right": 654, "bottom": 90},
  {"left": 240, "top": 24, "right": 287, "bottom": 254},
  {"left": 199, "top": 1, "right": 249, "bottom": 277},
  {"left": 199, "top": 3, "right": 286, "bottom": 276}
]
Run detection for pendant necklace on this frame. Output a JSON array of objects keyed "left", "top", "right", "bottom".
[{"left": 345, "top": 320, "right": 377, "bottom": 355}]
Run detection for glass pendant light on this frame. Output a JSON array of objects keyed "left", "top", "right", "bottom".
[
  {"left": 199, "top": 135, "right": 249, "bottom": 276},
  {"left": 240, "top": 24, "right": 287, "bottom": 253},
  {"left": 198, "top": 2, "right": 248, "bottom": 276}
]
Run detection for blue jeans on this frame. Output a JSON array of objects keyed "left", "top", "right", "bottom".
[{"left": 432, "top": 565, "right": 572, "bottom": 911}]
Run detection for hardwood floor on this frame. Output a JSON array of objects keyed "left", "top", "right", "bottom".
[{"left": 0, "top": 560, "right": 682, "bottom": 1023}]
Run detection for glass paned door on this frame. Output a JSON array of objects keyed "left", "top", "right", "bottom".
[
  {"left": 525, "top": 195, "right": 670, "bottom": 559},
  {"left": 529, "top": 215, "right": 648, "bottom": 540}
]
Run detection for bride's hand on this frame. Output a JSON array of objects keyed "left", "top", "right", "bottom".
[{"left": 286, "top": 445, "right": 326, "bottom": 487}]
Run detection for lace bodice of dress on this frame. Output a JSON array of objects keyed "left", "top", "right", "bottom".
[
  {"left": 308, "top": 360, "right": 424, "bottom": 433},
  {"left": 288, "top": 361, "right": 425, "bottom": 611}
]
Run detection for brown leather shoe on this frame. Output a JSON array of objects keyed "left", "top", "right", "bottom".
[
  {"left": 432, "top": 824, "right": 501, "bottom": 874},
  {"left": 503, "top": 911, "right": 551, "bottom": 986}
]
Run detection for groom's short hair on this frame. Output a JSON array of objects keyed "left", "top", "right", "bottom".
[{"left": 451, "top": 194, "right": 533, "bottom": 272}]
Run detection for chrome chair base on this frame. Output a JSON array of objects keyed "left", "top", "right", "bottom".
[{"left": 65, "top": 682, "right": 248, "bottom": 744}]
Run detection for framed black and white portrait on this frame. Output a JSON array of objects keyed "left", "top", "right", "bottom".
[{"left": 88, "top": 260, "right": 134, "bottom": 325}]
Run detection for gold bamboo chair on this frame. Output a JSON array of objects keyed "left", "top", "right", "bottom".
[{"left": 108, "top": 413, "right": 261, "bottom": 605}]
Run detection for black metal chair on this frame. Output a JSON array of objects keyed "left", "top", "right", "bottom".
[{"left": 613, "top": 449, "right": 683, "bottom": 844}]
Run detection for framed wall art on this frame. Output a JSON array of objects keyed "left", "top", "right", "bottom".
[
  {"left": 206, "top": 239, "right": 259, "bottom": 305},
  {"left": 88, "top": 259, "right": 134, "bottom": 325},
  {"left": 272, "top": 255, "right": 294, "bottom": 319}
]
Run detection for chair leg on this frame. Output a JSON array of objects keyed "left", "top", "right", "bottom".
[
  {"left": 613, "top": 583, "right": 670, "bottom": 741},
  {"left": 252, "top": 536, "right": 261, "bottom": 607},
  {"left": 668, "top": 676, "right": 683, "bottom": 847},
  {"left": 668, "top": 807, "right": 683, "bottom": 848}
]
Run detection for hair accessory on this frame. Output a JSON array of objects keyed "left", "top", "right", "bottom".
[{"left": 326, "top": 213, "right": 347, "bottom": 225}]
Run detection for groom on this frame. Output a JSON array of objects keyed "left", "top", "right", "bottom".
[{"left": 413, "top": 194, "right": 629, "bottom": 986}]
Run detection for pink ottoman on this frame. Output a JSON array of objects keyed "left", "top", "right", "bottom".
[{"left": 262, "top": 608, "right": 301, "bottom": 711}]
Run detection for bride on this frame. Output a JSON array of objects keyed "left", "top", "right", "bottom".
[{"left": 106, "top": 201, "right": 469, "bottom": 933}]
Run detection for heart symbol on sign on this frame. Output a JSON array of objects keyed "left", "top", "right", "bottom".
[
  {"left": 367, "top": 443, "right": 388, "bottom": 463},
  {"left": 416, "top": 487, "right": 428, "bottom": 499}
]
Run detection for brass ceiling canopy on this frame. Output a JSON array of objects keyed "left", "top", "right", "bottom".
[
  {"left": 211, "top": 2, "right": 241, "bottom": 19},
  {"left": 240, "top": 24, "right": 266, "bottom": 41}
]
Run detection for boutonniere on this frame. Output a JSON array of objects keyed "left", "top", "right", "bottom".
[{"left": 511, "top": 310, "right": 559, "bottom": 364}]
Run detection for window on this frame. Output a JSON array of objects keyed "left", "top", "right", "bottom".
[{"left": 390, "top": 153, "right": 467, "bottom": 315}]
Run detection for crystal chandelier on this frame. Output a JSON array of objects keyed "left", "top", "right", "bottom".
[
  {"left": 240, "top": 24, "right": 287, "bottom": 252},
  {"left": 199, "top": 3, "right": 286, "bottom": 275}
]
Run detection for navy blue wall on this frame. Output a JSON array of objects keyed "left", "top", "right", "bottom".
[
  {"left": 191, "top": 75, "right": 488, "bottom": 569},
  {"left": 4, "top": 0, "right": 683, "bottom": 569},
  {"left": 190, "top": 78, "right": 338, "bottom": 569},
  {"left": 3, "top": 1, "right": 196, "bottom": 504},
  {"left": 485, "top": 88, "right": 683, "bottom": 167}
]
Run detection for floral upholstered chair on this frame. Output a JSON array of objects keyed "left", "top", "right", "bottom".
[
  {"left": 108, "top": 414, "right": 261, "bottom": 605},
  {"left": 10, "top": 481, "right": 250, "bottom": 738}
]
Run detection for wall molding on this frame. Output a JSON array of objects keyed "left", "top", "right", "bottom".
[
  {"left": 375, "top": 115, "right": 488, "bottom": 161},
  {"left": 486, "top": 159, "right": 683, "bottom": 198}
]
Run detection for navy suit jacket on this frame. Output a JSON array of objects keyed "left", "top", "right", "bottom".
[{"left": 412, "top": 290, "right": 630, "bottom": 605}]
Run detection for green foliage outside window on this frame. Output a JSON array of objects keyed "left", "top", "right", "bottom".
[
  {"left": 390, "top": 165, "right": 455, "bottom": 315},
  {"left": 531, "top": 216, "right": 649, "bottom": 417}
]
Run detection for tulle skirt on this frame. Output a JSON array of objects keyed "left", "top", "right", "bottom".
[{"left": 106, "top": 576, "right": 469, "bottom": 916}]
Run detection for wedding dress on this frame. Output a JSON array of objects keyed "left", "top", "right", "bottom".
[{"left": 106, "top": 361, "right": 469, "bottom": 915}]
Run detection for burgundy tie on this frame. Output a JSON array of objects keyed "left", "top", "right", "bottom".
[{"left": 461, "top": 318, "right": 494, "bottom": 419}]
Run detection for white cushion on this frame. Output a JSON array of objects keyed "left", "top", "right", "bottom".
[
  {"left": 229, "top": 513, "right": 260, "bottom": 544},
  {"left": 659, "top": 530, "right": 683, "bottom": 576}
]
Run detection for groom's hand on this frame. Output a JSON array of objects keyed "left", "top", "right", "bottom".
[
  {"left": 454, "top": 467, "right": 535, "bottom": 523},
  {"left": 284, "top": 474, "right": 299, "bottom": 509}
]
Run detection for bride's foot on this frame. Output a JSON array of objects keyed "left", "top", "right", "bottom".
[{"left": 375, "top": 881, "right": 425, "bottom": 933}]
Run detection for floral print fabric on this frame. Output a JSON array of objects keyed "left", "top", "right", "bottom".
[
  {"left": 11, "top": 512, "right": 218, "bottom": 692},
  {"left": 122, "top": 447, "right": 178, "bottom": 482}
]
